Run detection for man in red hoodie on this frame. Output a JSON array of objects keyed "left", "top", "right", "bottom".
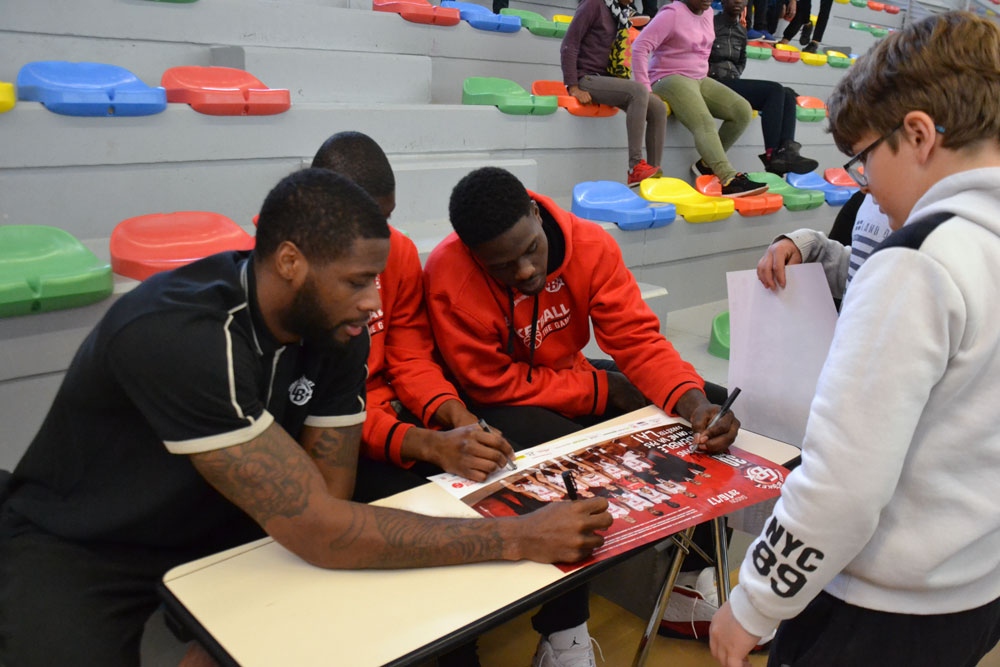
[
  {"left": 424, "top": 166, "right": 741, "bottom": 666},
  {"left": 424, "top": 166, "right": 738, "bottom": 449},
  {"left": 311, "top": 133, "right": 517, "bottom": 504}
]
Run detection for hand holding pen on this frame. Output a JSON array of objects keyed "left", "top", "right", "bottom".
[
  {"left": 689, "top": 387, "right": 742, "bottom": 453},
  {"left": 478, "top": 419, "right": 517, "bottom": 472}
]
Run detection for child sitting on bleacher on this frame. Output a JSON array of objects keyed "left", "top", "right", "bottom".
[
  {"left": 561, "top": 0, "right": 666, "bottom": 187},
  {"left": 631, "top": 0, "right": 768, "bottom": 197},
  {"left": 710, "top": 0, "right": 820, "bottom": 176}
]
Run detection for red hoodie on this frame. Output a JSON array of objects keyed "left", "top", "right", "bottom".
[
  {"left": 363, "top": 226, "right": 464, "bottom": 467},
  {"left": 424, "top": 191, "right": 705, "bottom": 418}
]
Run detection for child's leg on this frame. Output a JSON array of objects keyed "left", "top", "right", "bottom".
[
  {"left": 700, "top": 77, "right": 753, "bottom": 152},
  {"left": 780, "top": 0, "right": 812, "bottom": 41},
  {"left": 812, "top": 0, "right": 834, "bottom": 41},
  {"left": 652, "top": 75, "right": 737, "bottom": 182},
  {"left": 770, "top": 591, "right": 1000, "bottom": 667},
  {"left": 581, "top": 75, "right": 665, "bottom": 168},
  {"left": 719, "top": 78, "right": 784, "bottom": 151}
]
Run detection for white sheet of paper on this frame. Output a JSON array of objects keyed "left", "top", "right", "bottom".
[{"left": 727, "top": 263, "right": 839, "bottom": 448}]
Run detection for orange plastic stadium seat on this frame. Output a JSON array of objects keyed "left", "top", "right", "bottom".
[
  {"left": 374, "top": 0, "right": 461, "bottom": 26},
  {"left": 694, "top": 176, "right": 782, "bottom": 216},
  {"left": 161, "top": 66, "right": 291, "bottom": 116},
  {"left": 531, "top": 81, "right": 618, "bottom": 117},
  {"left": 110, "top": 211, "right": 256, "bottom": 281},
  {"left": 824, "top": 167, "right": 859, "bottom": 188},
  {"left": 772, "top": 45, "right": 801, "bottom": 63}
]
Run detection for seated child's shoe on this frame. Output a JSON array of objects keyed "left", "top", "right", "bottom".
[
  {"left": 769, "top": 140, "right": 819, "bottom": 175},
  {"left": 747, "top": 28, "right": 776, "bottom": 40},
  {"left": 531, "top": 622, "right": 603, "bottom": 667},
  {"left": 799, "top": 22, "right": 814, "bottom": 45},
  {"left": 691, "top": 159, "right": 714, "bottom": 178},
  {"left": 658, "top": 567, "right": 718, "bottom": 640},
  {"left": 721, "top": 173, "right": 769, "bottom": 197},
  {"left": 627, "top": 159, "right": 662, "bottom": 187}
]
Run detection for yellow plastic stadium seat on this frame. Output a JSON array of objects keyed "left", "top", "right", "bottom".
[
  {"left": 638, "top": 177, "right": 734, "bottom": 223},
  {"left": 0, "top": 81, "right": 14, "bottom": 113}
]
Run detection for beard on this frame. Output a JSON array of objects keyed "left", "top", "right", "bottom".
[{"left": 284, "top": 276, "right": 346, "bottom": 353}]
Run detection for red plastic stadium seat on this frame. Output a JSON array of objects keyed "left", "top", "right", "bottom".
[
  {"left": 530, "top": 81, "right": 618, "bottom": 117},
  {"left": 111, "top": 211, "right": 255, "bottom": 281},
  {"left": 161, "top": 66, "right": 290, "bottom": 116},
  {"left": 373, "top": 0, "right": 461, "bottom": 25}
]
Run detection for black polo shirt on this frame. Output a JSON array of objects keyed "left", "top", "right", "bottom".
[{"left": 3, "top": 252, "right": 367, "bottom": 554}]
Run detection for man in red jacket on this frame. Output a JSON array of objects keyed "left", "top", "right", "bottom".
[
  {"left": 424, "top": 166, "right": 738, "bottom": 449},
  {"left": 424, "top": 166, "right": 741, "bottom": 666},
  {"left": 311, "top": 133, "right": 516, "bottom": 504}
]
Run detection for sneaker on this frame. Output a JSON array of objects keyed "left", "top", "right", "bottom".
[
  {"left": 532, "top": 623, "right": 604, "bottom": 667},
  {"left": 691, "top": 159, "right": 714, "bottom": 178},
  {"left": 658, "top": 567, "right": 776, "bottom": 651},
  {"left": 720, "top": 173, "right": 768, "bottom": 197},
  {"left": 763, "top": 140, "right": 819, "bottom": 175},
  {"left": 799, "top": 22, "right": 813, "bottom": 45},
  {"left": 627, "top": 159, "right": 662, "bottom": 188},
  {"left": 802, "top": 41, "right": 820, "bottom": 53},
  {"left": 658, "top": 567, "right": 718, "bottom": 640},
  {"left": 747, "top": 28, "right": 776, "bottom": 41}
]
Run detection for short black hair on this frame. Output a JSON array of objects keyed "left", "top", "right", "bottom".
[
  {"left": 254, "top": 168, "right": 389, "bottom": 264},
  {"left": 311, "top": 131, "right": 395, "bottom": 200},
  {"left": 448, "top": 167, "right": 532, "bottom": 247}
]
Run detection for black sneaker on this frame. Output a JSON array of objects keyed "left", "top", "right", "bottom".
[
  {"left": 799, "top": 22, "right": 813, "bottom": 45},
  {"left": 765, "top": 141, "right": 819, "bottom": 175},
  {"left": 691, "top": 159, "right": 714, "bottom": 178},
  {"left": 802, "top": 41, "right": 820, "bottom": 53},
  {"left": 721, "top": 173, "right": 769, "bottom": 197}
]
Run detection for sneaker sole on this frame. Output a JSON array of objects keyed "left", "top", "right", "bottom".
[{"left": 722, "top": 184, "right": 769, "bottom": 198}]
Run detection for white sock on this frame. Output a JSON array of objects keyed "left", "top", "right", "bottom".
[{"left": 546, "top": 622, "right": 590, "bottom": 651}]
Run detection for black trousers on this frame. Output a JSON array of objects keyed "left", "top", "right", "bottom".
[
  {"left": 718, "top": 78, "right": 798, "bottom": 152},
  {"left": 768, "top": 591, "right": 1000, "bottom": 667},
  {"left": 0, "top": 529, "right": 199, "bottom": 667}
]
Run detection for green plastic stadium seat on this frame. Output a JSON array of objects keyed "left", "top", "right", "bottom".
[
  {"left": 462, "top": 77, "right": 558, "bottom": 115},
  {"left": 708, "top": 311, "right": 730, "bottom": 360},
  {"left": 0, "top": 226, "right": 112, "bottom": 318},
  {"left": 500, "top": 8, "right": 568, "bottom": 37},
  {"left": 746, "top": 173, "right": 825, "bottom": 211}
]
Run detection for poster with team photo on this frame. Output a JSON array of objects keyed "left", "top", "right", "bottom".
[{"left": 430, "top": 413, "right": 788, "bottom": 572}]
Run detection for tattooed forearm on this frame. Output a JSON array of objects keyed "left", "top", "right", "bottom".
[
  {"left": 359, "top": 509, "right": 506, "bottom": 568},
  {"left": 191, "top": 425, "right": 315, "bottom": 523},
  {"left": 304, "top": 425, "right": 361, "bottom": 469}
]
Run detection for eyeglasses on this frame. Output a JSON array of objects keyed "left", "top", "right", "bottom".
[
  {"left": 843, "top": 123, "right": 947, "bottom": 187},
  {"left": 843, "top": 123, "right": 903, "bottom": 187}
]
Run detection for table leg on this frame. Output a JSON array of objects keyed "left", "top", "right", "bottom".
[
  {"left": 630, "top": 526, "right": 695, "bottom": 667},
  {"left": 712, "top": 516, "right": 731, "bottom": 605}
]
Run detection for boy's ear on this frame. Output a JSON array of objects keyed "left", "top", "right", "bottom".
[{"left": 901, "top": 110, "right": 940, "bottom": 164}]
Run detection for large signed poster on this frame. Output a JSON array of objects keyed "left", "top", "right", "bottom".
[{"left": 430, "top": 413, "right": 788, "bottom": 572}]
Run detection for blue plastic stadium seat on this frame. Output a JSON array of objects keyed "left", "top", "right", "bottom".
[
  {"left": 16, "top": 61, "right": 166, "bottom": 116},
  {"left": 786, "top": 171, "right": 858, "bottom": 205},
  {"left": 572, "top": 181, "right": 676, "bottom": 230},
  {"left": 441, "top": 1, "right": 521, "bottom": 31}
]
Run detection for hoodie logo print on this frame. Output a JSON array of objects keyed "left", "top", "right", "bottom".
[{"left": 516, "top": 303, "right": 571, "bottom": 349}]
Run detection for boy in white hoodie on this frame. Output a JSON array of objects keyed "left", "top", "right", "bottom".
[{"left": 710, "top": 11, "right": 1000, "bottom": 667}]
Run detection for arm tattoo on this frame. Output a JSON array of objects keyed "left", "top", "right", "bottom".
[
  {"left": 191, "top": 427, "right": 315, "bottom": 523},
  {"left": 362, "top": 509, "right": 506, "bottom": 568},
  {"left": 305, "top": 425, "right": 360, "bottom": 469}
]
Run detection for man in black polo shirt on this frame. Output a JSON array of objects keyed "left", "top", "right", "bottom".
[{"left": 0, "top": 169, "right": 611, "bottom": 667}]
